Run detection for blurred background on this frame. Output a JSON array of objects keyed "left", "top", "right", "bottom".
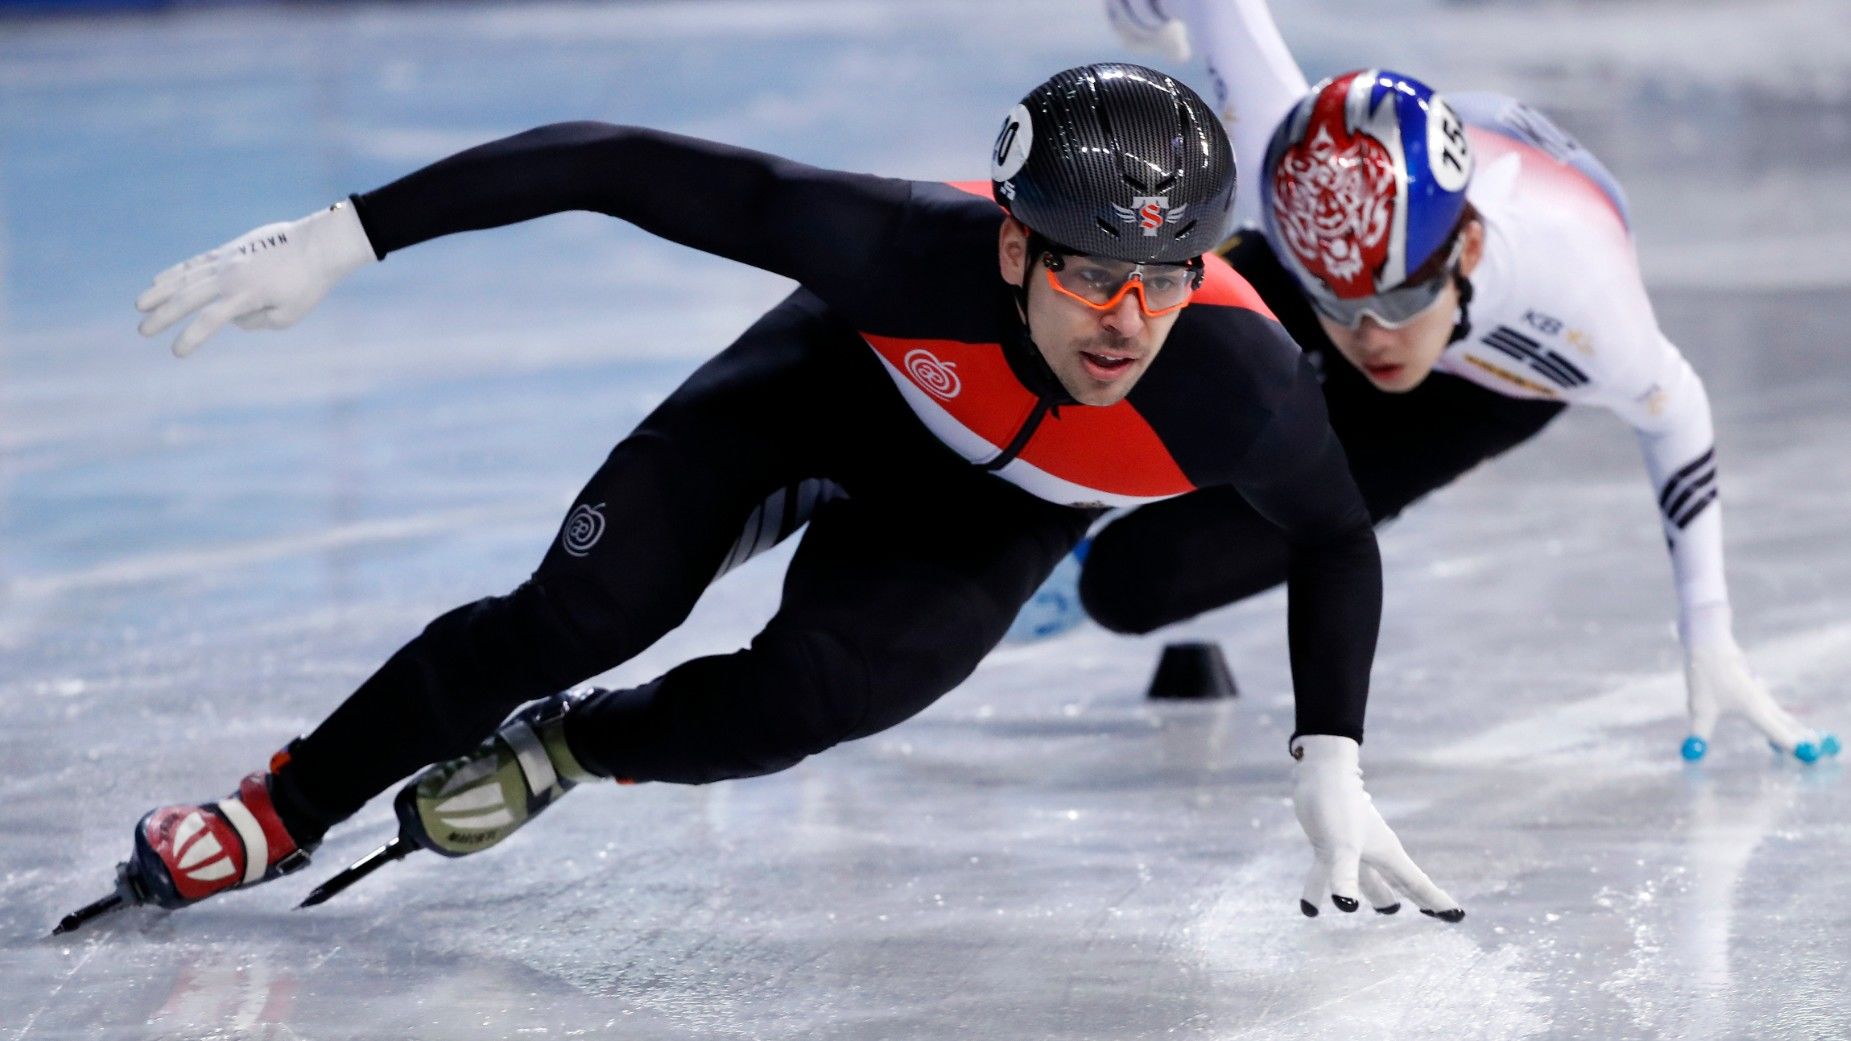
[{"left": 2, "top": 2, "right": 1847, "bottom": 1040}]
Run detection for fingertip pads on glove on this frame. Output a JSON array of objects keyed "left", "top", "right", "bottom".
[
  {"left": 1291, "top": 734, "right": 1464, "bottom": 924},
  {"left": 1684, "top": 637, "right": 1837, "bottom": 765}
]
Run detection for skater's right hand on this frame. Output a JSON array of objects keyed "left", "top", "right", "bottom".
[
  {"left": 1683, "top": 638, "right": 1840, "bottom": 764},
  {"left": 136, "top": 201, "right": 377, "bottom": 357},
  {"left": 1677, "top": 601, "right": 1839, "bottom": 763},
  {"left": 1291, "top": 735, "right": 1464, "bottom": 922},
  {"left": 1104, "top": 0, "right": 1193, "bottom": 63}
]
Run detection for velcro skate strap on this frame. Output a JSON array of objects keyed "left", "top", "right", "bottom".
[
  {"left": 502, "top": 720, "right": 557, "bottom": 797},
  {"left": 215, "top": 797, "right": 272, "bottom": 887},
  {"left": 218, "top": 773, "right": 300, "bottom": 886}
]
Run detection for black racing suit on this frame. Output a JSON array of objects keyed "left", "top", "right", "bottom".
[
  {"left": 1079, "top": 231, "right": 1567, "bottom": 635},
  {"left": 267, "top": 123, "right": 1383, "bottom": 838}
]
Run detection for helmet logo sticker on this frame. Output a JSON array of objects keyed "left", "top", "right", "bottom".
[
  {"left": 561, "top": 502, "right": 606, "bottom": 557},
  {"left": 903, "top": 348, "right": 961, "bottom": 401},
  {"left": 1264, "top": 69, "right": 1469, "bottom": 298},
  {"left": 1270, "top": 118, "right": 1398, "bottom": 297},
  {"left": 1113, "top": 196, "right": 1187, "bottom": 237},
  {"left": 991, "top": 104, "right": 1033, "bottom": 182},
  {"left": 1427, "top": 100, "right": 1472, "bottom": 192}
]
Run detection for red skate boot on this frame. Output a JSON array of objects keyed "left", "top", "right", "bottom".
[
  {"left": 55, "top": 767, "right": 317, "bottom": 934},
  {"left": 126, "top": 771, "right": 315, "bottom": 909}
]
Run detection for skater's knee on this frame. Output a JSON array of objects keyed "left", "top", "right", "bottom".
[
  {"left": 745, "top": 626, "right": 882, "bottom": 760},
  {"left": 568, "top": 627, "right": 885, "bottom": 784}
]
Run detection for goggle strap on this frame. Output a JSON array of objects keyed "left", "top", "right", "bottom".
[{"left": 1447, "top": 271, "right": 1475, "bottom": 345}]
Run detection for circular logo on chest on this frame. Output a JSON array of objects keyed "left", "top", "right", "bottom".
[{"left": 904, "top": 348, "right": 961, "bottom": 401}]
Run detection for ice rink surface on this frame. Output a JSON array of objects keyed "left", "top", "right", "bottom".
[{"left": 2, "top": 1, "right": 1848, "bottom": 1037}]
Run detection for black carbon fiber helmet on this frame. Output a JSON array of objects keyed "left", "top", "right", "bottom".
[{"left": 991, "top": 63, "right": 1236, "bottom": 264}]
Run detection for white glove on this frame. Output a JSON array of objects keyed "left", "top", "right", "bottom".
[
  {"left": 1291, "top": 735, "right": 1463, "bottom": 921},
  {"left": 1683, "top": 638, "right": 1840, "bottom": 763},
  {"left": 136, "top": 201, "right": 377, "bottom": 357},
  {"left": 1104, "top": 0, "right": 1193, "bottom": 64}
]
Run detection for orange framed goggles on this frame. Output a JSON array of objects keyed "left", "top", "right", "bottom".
[{"left": 1040, "top": 251, "right": 1204, "bottom": 318}]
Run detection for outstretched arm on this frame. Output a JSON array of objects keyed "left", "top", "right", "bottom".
[
  {"left": 1467, "top": 97, "right": 1836, "bottom": 764},
  {"left": 1568, "top": 204, "right": 1839, "bottom": 763},
  {"left": 1232, "top": 359, "right": 1380, "bottom": 744},
  {"left": 351, "top": 122, "right": 910, "bottom": 280},
  {"left": 1234, "top": 357, "right": 1464, "bottom": 922},
  {"left": 1615, "top": 337, "right": 1839, "bottom": 763},
  {"left": 137, "top": 123, "right": 915, "bottom": 356}
]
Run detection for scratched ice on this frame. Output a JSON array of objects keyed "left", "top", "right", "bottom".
[{"left": 2, "top": 2, "right": 1847, "bottom": 1039}]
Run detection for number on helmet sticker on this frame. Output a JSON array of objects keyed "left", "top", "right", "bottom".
[
  {"left": 1427, "top": 101, "right": 1472, "bottom": 192},
  {"left": 992, "top": 104, "right": 1033, "bottom": 181}
]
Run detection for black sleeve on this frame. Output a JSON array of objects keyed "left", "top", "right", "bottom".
[
  {"left": 350, "top": 121, "right": 915, "bottom": 305},
  {"left": 1231, "top": 357, "right": 1382, "bottom": 744}
]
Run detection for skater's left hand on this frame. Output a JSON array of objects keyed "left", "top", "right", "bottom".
[
  {"left": 136, "top": 201, "right": 376, "bottom": 357},
  {"left": 1291, "top": 735, "right": 1463, "bottom": 922},
  {"left": 1682, "top": 637, "right": 1840, "bottom": 764},
  {"left": 1104, "top": 0, "right": 1192, "bottom": 63}
]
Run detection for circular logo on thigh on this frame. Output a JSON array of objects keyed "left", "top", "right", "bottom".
[
  {"left": 903, "top": 348, "right": 961, "bottom": 401},
  {"left": 561, "top": 502, "right": 606, "bottom": 557}
]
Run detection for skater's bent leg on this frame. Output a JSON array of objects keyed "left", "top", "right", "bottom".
[
  {"left": 274, "top": 432, "right": 781, "bottom": 838},
  {"left": 1080, "top": 485, "right": 1292, "bottom": 634},
  {"left": 268, "top": 295, "right": 857, "bottom": 837},
  {"left": 567, "top": 624, "right": 897, "bottom": 784},
  {"left": 570, "top": 494, "right": 1090, "bottom": 785},
  {"left": 276, "top": 581, "right": 612, "bottom": 833}
]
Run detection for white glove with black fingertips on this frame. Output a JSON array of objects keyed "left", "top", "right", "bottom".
[
  {"left": 1103, "top": 0, "right": 1193, "bottom": 63},
  {"left": 1291, "top": 734, "right": 1464, "bottom": 922},
  {"left": 136, "top": 201, "right": 377, "bottom": 357}
]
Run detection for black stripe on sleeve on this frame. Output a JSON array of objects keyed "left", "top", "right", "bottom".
[
  {"left": 1662, "top": 465, "right": 1717, "bottom": 522},
  {"left": 1673, "top": 488, "right": 1719, "bottom": 530},
  {"left": 1657, "top": 447, "right": 1717, "bottom": 511}
]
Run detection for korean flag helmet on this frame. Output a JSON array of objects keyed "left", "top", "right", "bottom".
[
  {"left": 992, "top": 62, "right": 1237, "bottom": 265},
  {"left": 1261, "top": 69, "right": 1474, "bottom": 312}
]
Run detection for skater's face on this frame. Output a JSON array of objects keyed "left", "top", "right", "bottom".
[
  {"left": 1312, "top": 220, "right": 1486, "bottom": 393},
  {"left": 998, "top": 219, "right": 1184, "bottom": 406}
]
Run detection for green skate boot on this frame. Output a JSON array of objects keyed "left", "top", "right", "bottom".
[{"left": 395, "top": 688, "right": 605, "bottom": 858}]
